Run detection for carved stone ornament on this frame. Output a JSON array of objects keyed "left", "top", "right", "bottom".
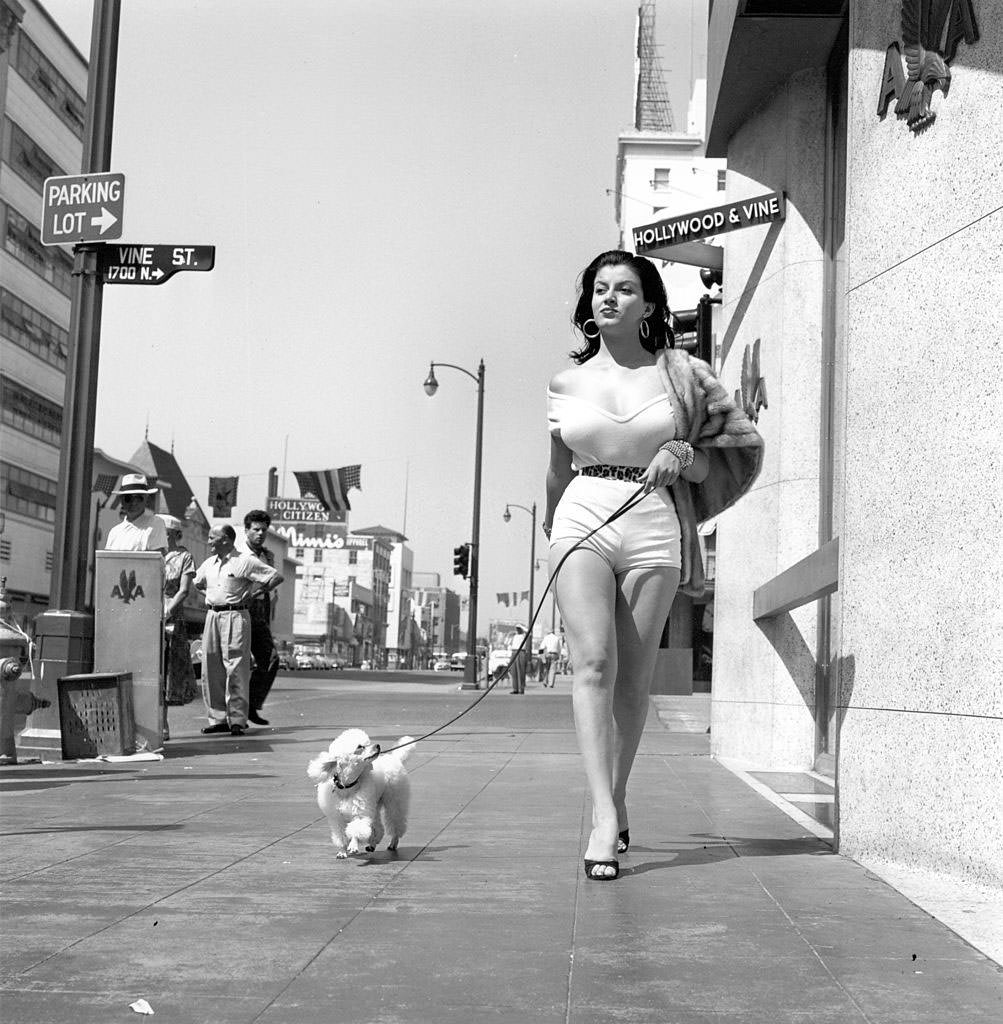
[
  {"left": 734, "top": 338, "right": 768, "bottom": 425},
  {"left": 877, "top": 0, "right": 980, "bottom": 133}
]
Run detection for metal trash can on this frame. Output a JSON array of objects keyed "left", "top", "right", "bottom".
[{"left": 57, "top": 672, "right": 135, "bottom": 759}]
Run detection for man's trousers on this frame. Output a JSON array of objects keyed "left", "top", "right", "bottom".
[
  {"left": 201, "top": 608, "right": 251, "bottom": 727},
  {"left": 249, "top": 616, "right": 279, "bottom": 712}
]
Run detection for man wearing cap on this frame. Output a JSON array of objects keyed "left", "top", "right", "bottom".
[
  {"left": 194, "top": 524, "right": 283, "bottom": 737},
  {"left": 104, "top": 474, "right": 168, "bottom": 554}
]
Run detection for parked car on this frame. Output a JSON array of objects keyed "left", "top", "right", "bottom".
[
  {"left": 277, "top": 652, "right": 295, "bottom": 671},
  {"left": 432, "top": 659, "right": 450, "bottom": 671},
  {"left": 359, "top": 660, "right": 372, "bottom": 671},
  {"left": 449, "top": 653, "right": 468, "bottom": 671},
  {"left": 294, "top": 654, "right": 314, "bottom": 670}
]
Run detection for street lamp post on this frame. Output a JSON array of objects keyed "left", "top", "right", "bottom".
[
  {"left": 503, "top": 502, "right": 537, "bottom": 642},
  {"left": 423, "top": 360, "right": 485, "bottom": 689}
]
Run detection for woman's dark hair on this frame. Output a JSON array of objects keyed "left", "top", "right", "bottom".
[{"left": 569, "top": 250, "right": 675, "bottom": 364}]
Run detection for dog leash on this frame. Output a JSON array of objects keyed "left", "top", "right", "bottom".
[{"left": 380, "top": 484, "right": 650, "bottom": 755}]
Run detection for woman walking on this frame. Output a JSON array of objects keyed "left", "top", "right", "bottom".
[{"left": 545, "top": 251, "right": 762, "bottom": 880}]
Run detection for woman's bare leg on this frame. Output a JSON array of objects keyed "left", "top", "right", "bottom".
[
  {"left": 552, "top": 542, "right": 619, "bottom": 877},
  {"left": 610, "top": 566, "right": 680, "bottom": 840}
]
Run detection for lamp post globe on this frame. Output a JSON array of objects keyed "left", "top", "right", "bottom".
[
  {"left": 422, "top": 365, "right": 439, "bottom": 396},
  {"left": 502, "top": 507, "right": 511, "bottom": 523}
]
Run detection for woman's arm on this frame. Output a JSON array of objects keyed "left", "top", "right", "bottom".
[
  {"left": 544, "top": 434, "right": 575, "bottom": 537},
  {"left": 165, "top": 572, "right": 193, "bottom": 620}
]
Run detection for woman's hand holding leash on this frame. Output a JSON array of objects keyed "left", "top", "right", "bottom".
[{"left": 642, "top": 441, "right": 694, "bottom": 493}]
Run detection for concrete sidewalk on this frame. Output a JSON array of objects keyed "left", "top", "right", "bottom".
[{"left": 1, "top": 677, "right": 1000, "bottom": 1023}]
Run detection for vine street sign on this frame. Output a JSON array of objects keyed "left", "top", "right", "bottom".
[
  {"left": 41, "top": 172, "right": 125, "bottom": 245},
  {"left": 99, "top": 244, "right": 215, "bottom": 285}
]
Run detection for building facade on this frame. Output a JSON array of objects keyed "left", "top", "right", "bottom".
[
  {"left": 699, "top": 0, "right": 1001, "bottom": 895},
  {"left": 0, "top": 0, "right": 86, "bottom": 625}
]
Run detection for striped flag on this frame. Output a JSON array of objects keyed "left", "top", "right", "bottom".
[
  {"left": 93, "top": 473, "right": 119, "bottom": 497},
  {"left": 293, "top": 464, "right": 362, "bottom": 513}
]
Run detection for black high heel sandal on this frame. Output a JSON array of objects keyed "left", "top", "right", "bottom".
[
  {"left": 583, "top": 858, "right": 620, "bottom": 881},
  {"left": 617, "top": 829, "right": 630, "bottom": 854}
]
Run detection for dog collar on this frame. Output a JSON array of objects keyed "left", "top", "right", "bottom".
[{"left": 332, "top": 776, "right": 361, "bottom": 791}]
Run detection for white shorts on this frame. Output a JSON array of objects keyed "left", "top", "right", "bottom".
[{"left": 549, "top": 475, "right": 681, "bottom": 575}]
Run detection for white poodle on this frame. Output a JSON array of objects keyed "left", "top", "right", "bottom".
[{"left": 306, "top": 728, "right": 416, "bottom": 858}]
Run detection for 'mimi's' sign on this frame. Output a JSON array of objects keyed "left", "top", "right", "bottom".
[{"left": 633, "top": 192, "right": 785, "bottom": 254}]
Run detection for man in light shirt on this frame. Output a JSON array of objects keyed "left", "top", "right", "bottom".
[
  {"left": 104, "top": 474, "right": 168, "bottom": 554},
  {"left": 194, "top": 524, "right": 282, "bottom": 736},
  {"left": 539, "top": 628, "right": 562, "bottom": 688}
]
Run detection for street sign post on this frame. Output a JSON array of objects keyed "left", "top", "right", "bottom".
[
  {"left": 98, "top": 244, "right": 215, "bottom": 285},
  {"left": 41, "top": 172, "right": 125, "bottom": 245}
]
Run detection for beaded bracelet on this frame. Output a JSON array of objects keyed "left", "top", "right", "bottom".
[{"left": 658, "top": 440, "right": 695, "bottom": 470}]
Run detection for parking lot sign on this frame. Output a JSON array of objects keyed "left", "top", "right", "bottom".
[{"left": 41, "top": 172, "right": 125, "bottom": 246}]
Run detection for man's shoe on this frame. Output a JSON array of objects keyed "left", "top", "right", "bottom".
[
  {"left": 248, "top": 710, "right": 269, "bottom": 726},
  {"left": 201, "top": 722, "right": 230, "bottom": 735},
  {"left": 230, "top": 724, "right": 246, "bottom": 736}
]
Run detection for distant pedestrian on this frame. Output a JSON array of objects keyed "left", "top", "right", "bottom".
[
  {"left": 539, "top": 628, "right": 562, "bottom": 687},
  {"left": 160, "top": 515, "right": 198, "bottom": 714},
  {"left": 507, "top": 625, "right": 529, "bottom": 694},
  {"left": 194, "top": 525, "right": 282, "bottom": 737},
  {"left": 105, "top": 474, "right": 167, "bottom": 554},
  {"left": 242, "top": 509, "right": 281, "bottom": 726}
]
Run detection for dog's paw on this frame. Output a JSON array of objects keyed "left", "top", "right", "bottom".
[
  {"left": 347, "top": 840, "right": 360, "bottom": 854},
  {"left": 387, "top": 838, "right": 399, "bottom": 851},
  {"left": 335, "top": 851, "right": 348, "bottom": 859},
  {"left": 365, "top": 845, "right": 375, "bottom": 852}
]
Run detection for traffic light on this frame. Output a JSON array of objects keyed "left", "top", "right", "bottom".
[{"left": 453, "top": 543, "right": 470, "bottom": 579}]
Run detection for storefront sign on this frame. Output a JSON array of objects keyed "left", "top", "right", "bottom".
[
  {"left": 633, "top": 192, "right": 785, "bottom": 254},
  {"left": 877, "top": 0, "right": 979, "bottom": 132}
]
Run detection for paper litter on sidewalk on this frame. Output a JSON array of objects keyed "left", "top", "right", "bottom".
[
  {"left": 77, "top": 752, "right": 164, "bottom": 763},
  {"left": 129, "top": 997, "right": 155, "bottom": 1014}
]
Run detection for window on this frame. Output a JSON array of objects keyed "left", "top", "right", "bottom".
[
  {"left": 0, "top": 539, "right": 10, "bottom": 562},
  {"left": 348, "top": 550, "right": 357, "bottom": 564},
  {"left": 295, "top": 547, "right": 304, "bottom": 559},
  {"left": 3, "top": 204, "right": 74, "bottom": 296},
  {"left": 2, "top": 461, "right": 58, "bottom": 523},
  {"left": 1, "top": 376, "right": 62, "bottom": 446},
  {"left": 313, "top": 548, "right": 323, "bottom": 563},
  {"left": 717, "top": 169, "right": 727, "bottom": 191},
  {"left": 4, "top": 119, "right": 65, "bottom": 193},
  {"left": 650, "top": 168, "right": 671, "bottom": 191},
  {"left": 0, "top": 289, "right": 68, "bottom": 370},
  {"left": 12, "top": 32, "right": 86, "bottom": 139}
]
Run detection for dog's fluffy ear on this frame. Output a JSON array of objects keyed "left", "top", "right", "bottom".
[{"left": 307, "top": 753, "right": 338, "bottom": 783}]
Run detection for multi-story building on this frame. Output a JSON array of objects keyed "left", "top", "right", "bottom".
[
  {"left": 1, "top": 0, "right": 86, "bottom": 625},
  {"left": 278, "top": 515, "right": 393, "bottom": 667},
  {"left": 351, "top": 525, "right": 417, "bottom": 668},
  {"left": 411, "top": 578, "right": 461, "bottom": 664}
]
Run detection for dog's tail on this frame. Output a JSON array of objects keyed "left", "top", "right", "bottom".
[{"left": 379, "top": 736, "right": 416, "bottom": 769}]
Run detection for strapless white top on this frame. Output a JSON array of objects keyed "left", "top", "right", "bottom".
[{"left": 547, "top": 389, "right": 675, "bottom": 468}]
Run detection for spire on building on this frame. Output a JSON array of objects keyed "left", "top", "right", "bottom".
[{"left": 634, "top": 1, "right": 675, "bottom": 132}]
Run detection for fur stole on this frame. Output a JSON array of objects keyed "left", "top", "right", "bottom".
[{"left": 656, "top": 348, "right": 764, "bottom": 596}]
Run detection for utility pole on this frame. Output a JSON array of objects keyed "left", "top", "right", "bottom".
[{"left": 21, "top": 0, "right": 122, "bottom": 761}]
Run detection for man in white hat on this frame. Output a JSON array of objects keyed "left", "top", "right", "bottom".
[{"left": 105, "top": 474, "right": 168, "bottom": 554}]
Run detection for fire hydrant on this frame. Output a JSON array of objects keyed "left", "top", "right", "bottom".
[{"left": 0, "top": 578, "right": 50, "bottom": 765}]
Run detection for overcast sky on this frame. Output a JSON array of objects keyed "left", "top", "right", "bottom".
[{"left": 42, "top": 0, "right": 708, "bottom": 630}]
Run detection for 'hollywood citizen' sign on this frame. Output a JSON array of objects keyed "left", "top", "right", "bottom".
[{"left": 633, "top": 191, "right": 786, "bottom": 254}]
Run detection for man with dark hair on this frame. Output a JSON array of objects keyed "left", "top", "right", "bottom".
[
  {"left": 194, "top": 525, "right": 282, "bottom": 736},
  {"left": 242, "top": 509, "right": 280, "bottom": 725}
]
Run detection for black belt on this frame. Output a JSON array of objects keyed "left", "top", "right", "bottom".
[{"left": 207, "top": 603, "right": 249, "bottom": 612}]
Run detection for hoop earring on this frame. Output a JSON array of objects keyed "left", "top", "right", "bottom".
[
  {"left": 639, "top": 318, "right": 650, "bottom": 341},
  {"left": 582, "top": 319, "right": 601, "bottom": 340}
]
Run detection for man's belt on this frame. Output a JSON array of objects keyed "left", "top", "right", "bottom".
[{"left": 206, "top": 603, "right": 249, "bottom": 612}]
